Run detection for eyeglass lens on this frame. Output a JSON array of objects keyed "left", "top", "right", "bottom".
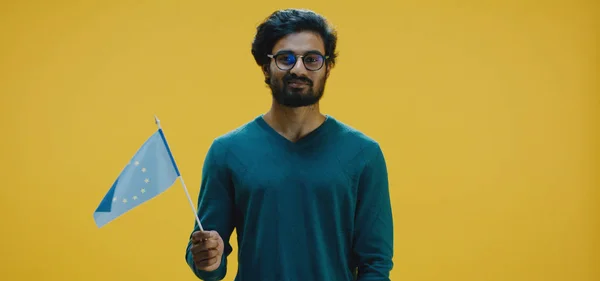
[{"left": 275, "top": 53, "right": 324, "bottom": 70}]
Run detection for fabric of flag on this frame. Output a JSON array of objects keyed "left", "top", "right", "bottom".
[{"left": 93, "top": 129, "right": 180, "bottom": 228}]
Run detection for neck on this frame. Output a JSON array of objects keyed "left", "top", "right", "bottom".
[{"left": 263, "top": 100, "right": 326, "bottom": 142}]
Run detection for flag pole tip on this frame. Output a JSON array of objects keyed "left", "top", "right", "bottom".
[{"left": 154, "top": 115, "right": 162, "bottom": 129}]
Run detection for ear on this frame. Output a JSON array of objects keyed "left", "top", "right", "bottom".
[{"left": 262, "top": 64, "right": 271, "bottom": 85}]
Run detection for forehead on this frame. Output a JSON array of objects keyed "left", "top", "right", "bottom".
[{"left": 271, "top": 31, "right": 325, "bottom": 54}]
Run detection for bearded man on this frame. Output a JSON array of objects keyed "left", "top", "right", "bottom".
[{"left": 185, "top": 8, "right": 394, "bottom": 281}]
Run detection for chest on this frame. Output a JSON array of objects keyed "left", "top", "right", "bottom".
[{"left": 230, "top": 148, "right": 361, "bottom": 206}]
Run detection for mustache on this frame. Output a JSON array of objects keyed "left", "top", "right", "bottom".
[{"left": 283, "top": 74, "right": 313, "bottom": 85}]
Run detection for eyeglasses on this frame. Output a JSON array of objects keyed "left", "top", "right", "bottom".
[{"left": 267, "top": 52, "right": 329, "bottom": 71}]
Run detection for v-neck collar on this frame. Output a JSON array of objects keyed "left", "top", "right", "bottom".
[{"left": 254, "top": 114, "right": 334, "bottom": 150}]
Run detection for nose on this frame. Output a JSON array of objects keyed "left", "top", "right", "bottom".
[{"left": 289, "top": 57, "right": 308, "bottom": 76}]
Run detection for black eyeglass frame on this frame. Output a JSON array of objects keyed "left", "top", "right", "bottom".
[{"left": 267, "top": 51, "right": 330, "bottom": 71}]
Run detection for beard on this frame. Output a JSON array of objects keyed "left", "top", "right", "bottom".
[{"left": 269, "top": 73, "right": 326, "bottom": 108}]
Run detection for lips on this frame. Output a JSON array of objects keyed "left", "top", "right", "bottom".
[
  {"left": 288, "top": 80, "right": 307, "bottom": 86},
  {"left": 286, "top": 78, "right": 311, "bottom": 87}
]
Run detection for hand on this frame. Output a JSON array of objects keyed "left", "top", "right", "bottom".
[{"left": 190, "top": 230, "right": 224, "bottom": 272}]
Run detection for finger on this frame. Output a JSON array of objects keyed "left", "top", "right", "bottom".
[
  {"left": 202, "top": 239, "right": 219, "bottom": 249},
  {"left": 193, "top": 230, "right": 217, "bottom": 239},
  {"left": 195, "top": 250, "right": 212, "bottom": 260},
  {"left": 191, "top": 230, "right": 217, "bottom": 242},
  {"left": 190, "top": 236, "right": 204, "bottom": 245},
  {"left": 190, "top": 241, "right": 218, "bottom": 253},
  {"left": 193, "top": 249, "right": 218, "bottom": 266},
  {"left": 195, "top": 256, "right": 219, "bottom": 268},
  {"left": 190, "top": 240, "right": 219, "bottom": 253},
  {"left": 193, "top": 248, "right": 219, "bottom": 262},
  {"left": 191, "top": 236, "right": 219, "bottom": 248}
]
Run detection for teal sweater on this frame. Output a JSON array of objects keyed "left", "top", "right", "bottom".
[{"left": 185, "top": 115, "right": 394, "bottom": 281}]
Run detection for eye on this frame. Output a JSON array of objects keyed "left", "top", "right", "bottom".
[
  {"left": 304, "top": 54, "right": 322, "bottom": 64},
  {"left": 277, "top": 54, "right": 296, "bottom": 65}
]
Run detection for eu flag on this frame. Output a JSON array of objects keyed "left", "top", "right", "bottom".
[{"left": 93, "top": 128, "right": 180, "bottom": 228}]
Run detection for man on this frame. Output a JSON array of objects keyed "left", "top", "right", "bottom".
[{"left": 185, "top": 8, "right": 394, "bottom": 281}]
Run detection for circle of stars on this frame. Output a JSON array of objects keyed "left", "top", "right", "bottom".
[{"left": 111, "top": 160, "right": 151, "bottom": 204}]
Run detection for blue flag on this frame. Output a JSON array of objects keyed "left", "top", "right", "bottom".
[{"left": 93, "top": 128, "right": 180, "bottom": 228}]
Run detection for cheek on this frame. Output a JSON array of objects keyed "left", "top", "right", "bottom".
[
  {"left": 265, "top": 64, "right": 276, "bottom": 78},
  {"left": 312, "top": 73, "right": 327, "bottom": 84},
  {"left": 270, "top": 70, "right": 286, "bottom": 82}
]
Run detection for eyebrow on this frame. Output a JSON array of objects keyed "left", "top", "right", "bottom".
[{"left": 273, "top": 49, "right": 324, "bottom": 55}]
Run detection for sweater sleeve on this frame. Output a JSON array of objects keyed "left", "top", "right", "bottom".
[
  {"left": 185, "top": 140, "right": 235, "bottom": 281},
  {"left": 353, "top": 144, "right": 394, "bottom": 281}
]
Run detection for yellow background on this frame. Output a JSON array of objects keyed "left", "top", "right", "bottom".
[{"left": 0, "top": 0, "right": 597, "bottom": 280}]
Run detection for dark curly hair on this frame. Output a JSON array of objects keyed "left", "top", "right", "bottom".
[{"left": 251, "top": 9, "right": 338, "bottom": 73}]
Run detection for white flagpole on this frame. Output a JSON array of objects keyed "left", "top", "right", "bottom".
[{"left": 154, "top": 115, "right": 204, "bottom": 231}]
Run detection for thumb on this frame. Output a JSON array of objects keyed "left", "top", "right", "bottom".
[{"left": 192, "top": 230, "right": 218, "bottom": 242}]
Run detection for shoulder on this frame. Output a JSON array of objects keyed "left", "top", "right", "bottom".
[
  {"left": 329, "top": 118, "right": 389, "bottom": 185},
  {"left": 209, "top": 117, "right": 262, "bottom": 148},
  {"left": 329, "top": 116, "right": 383, "bottom": 157},
  {"left": 203, "top": 116, "right": 263, "bottom": 163}
]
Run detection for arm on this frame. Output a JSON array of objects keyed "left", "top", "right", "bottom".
[
  {"left": 353, "top": 143, "right": 394, "bottom": 280},
  {"left": 185, "top": 140, "right": 235, "bottom": 281}
]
